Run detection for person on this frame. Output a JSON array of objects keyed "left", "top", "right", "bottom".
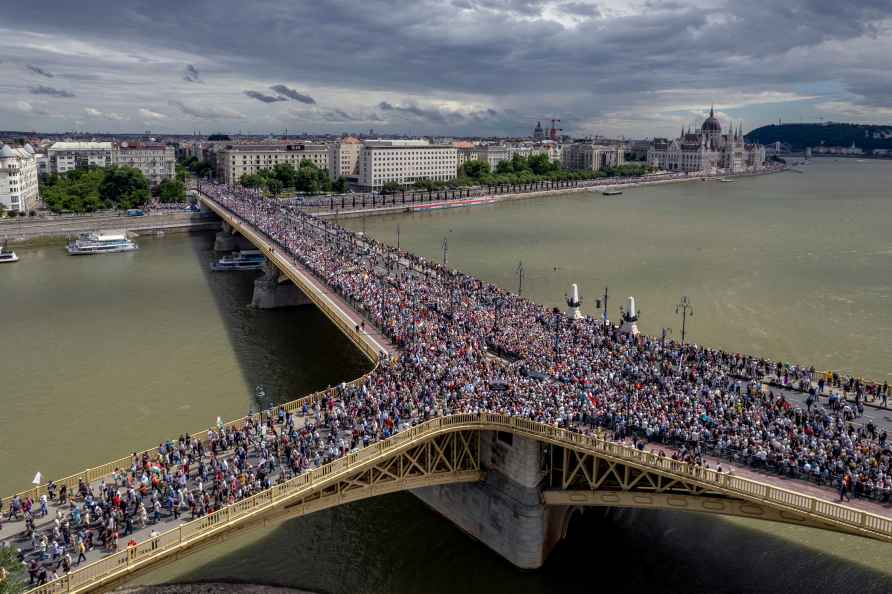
[
  {"left": 840, "top": 473, "right": 852, "bottom": 502},
  {"left": 76, "top": 538, "right": 87, "bottom": 565}
]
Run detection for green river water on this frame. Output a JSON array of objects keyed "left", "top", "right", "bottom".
[{"left": 1, "top": 158, "right": 890, "bottom": 593}]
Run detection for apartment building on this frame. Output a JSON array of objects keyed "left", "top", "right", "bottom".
[
  {"left": 357, "top": 140, "right": 458, "bottom": 190},
  {"left": 327, "top": 137, "right": 362, "bottom": 180},
  {"left": 47, "top": 141, "right": 114, "bottom": 174},
  {"left": 0, "top": 144, "right": 40, "bottom": 213},
  {"left": 116, "top": 143, "right": 176, "bottom": 185},
  {"left": 45, "top": 141, "right": 176, "bottom": 184},
  {"left": 217, "top": 143, "right": 329, "bottom": 185}
]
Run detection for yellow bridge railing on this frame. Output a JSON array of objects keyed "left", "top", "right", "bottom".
[{"left": 23, "top": 413, "right": 892, "bottom": 593}]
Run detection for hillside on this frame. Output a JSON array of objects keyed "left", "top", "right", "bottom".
[{"left": 745, "top": 123, "right": 892, "bottom": 151}]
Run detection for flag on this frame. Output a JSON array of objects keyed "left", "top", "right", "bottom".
[{"left": 32, "top": 472, "right": 42, "bottom": 485}]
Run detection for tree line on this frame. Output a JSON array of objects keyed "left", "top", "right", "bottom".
[
  {"left": 239, "top": 161, "right": 348, "bottom": 196},
  {"left": 41, "top": 166, "right": 187, "bottom": 213}
]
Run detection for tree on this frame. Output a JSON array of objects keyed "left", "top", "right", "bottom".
[
  {"left": 192, "top": 161, "right": 213, "bottom": 178},
  {"left": 267, "top": 178, "right": 283, "bottom": 196},
  {"left": 332, "top": 176, "right": 348, "bottom": 193},
  {"left": 460, "top": 159, "right": 491, "bottom": 179},
  {"left": 271, "top": 163, "right": 297, "bottom": 188},
  {"left": 294, "top": 160, "right": 331, "bottom": 194},
  {"left": 0, "top": 203, "right": 6, "bottom": 218},
  {"left": 240, "top": 173, "right": 265, "bottom": 188},
  {"left": 99, "top": 166, "right": 150, "bottom": 209},
  {"left": 207, "top": 134, "right": 231, "bottom": 141},
  {"left": 0, "top": 546, "right": 24, "bottom": 594},
  {"left": 380, "top": 181, "right": 402, "bottom": 194},
  {"left": 156, "top": 179, "right": 186, "bottom": 203}
]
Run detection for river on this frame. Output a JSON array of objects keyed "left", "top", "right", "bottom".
[{"left": 2, "top": 158, "right": 891, "bottom": 592}]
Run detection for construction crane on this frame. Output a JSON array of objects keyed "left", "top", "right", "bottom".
[{"left": 548, "top": 118, "right": 562, "bottom": 141}]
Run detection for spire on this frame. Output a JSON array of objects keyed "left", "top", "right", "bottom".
[{"left": 710, "top": 104, "right": 715, "bottom": 118}]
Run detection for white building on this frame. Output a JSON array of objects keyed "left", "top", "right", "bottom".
[
  {"left": 358, "top": 140, "right": 457, "bottom": 189},
  {"left": 47, "top": 141, "right": 114, "bottom": 174},
  {"left": 647, "top": 107, "right": 765, "bottom": 174},
  {"left": 217, "top": 143, "right": 329, "bottom": 185},
  {"left": 46, "top": 141, "right": 176, "bottom": 184},
  {"left": 561, "top": 142, "right": 625, "bottom": 171},
  {"left": 116, "top": 143, "right": 176, "bottom": 185},
  {"left": 0, "top": 144, "right": 40, "bottom": 213},
  {"left": 327, "top": 137, "right": 362, "bottom": 180}
]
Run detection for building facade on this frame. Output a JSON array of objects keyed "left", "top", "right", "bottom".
[
  {"left": 647, "top": 108, "right": 765, "bottom": 174},
  {"left": 115, "top": 143, "right": 176, "bottom": 185},
  {"left": 358, "top": 140, "right": 457, "bottom": 189},
  {"left": 217, "top": 143, "right": 329, "bottom": 185},
  {"left": 46, "top": 141, "right": 177, "bottom": 184},
  {"left": 0, "top": 144, "right": 40, "bottom": 213},
  {"left": 327, "top": 137, "right": 362, "bottom": 180},
  {"left": 561, "top": 142, "right": 625, "bottom": 171},
  {"left": 47, "top": 142, "right": 114, "bottom": 174}
]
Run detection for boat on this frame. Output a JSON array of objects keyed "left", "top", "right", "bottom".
[
  {"left": 602, "top": 190, "right": 623, "bottom": 196},
  {"left": 0, "top": 245, "right": 18, "bottom": 263},
  {"left": 230, "top": 249, "right": 265, "bottom": 262},
  {"left": 66, "top": 231, "right": 138, "bottom": 255},
  {"left": 718, "top": 178, "right": 736, "bottom": 183},
  {"left": 210, "top": 258, "right": 265, "bottom": 272}
]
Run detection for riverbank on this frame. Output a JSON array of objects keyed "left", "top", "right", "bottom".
[
  {"left": 316, "top": 167, "right": 785, "bottom": 220},
  {"left": 0, "top": 212, "right": 220, "bottom": 245}
]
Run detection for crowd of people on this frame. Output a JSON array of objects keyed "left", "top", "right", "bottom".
[
  {"left": 3, "top": 181, "right": 890, "bottom": 584},
  {"left": 205, "top": 182, "right": 892, "bottom": 502}
]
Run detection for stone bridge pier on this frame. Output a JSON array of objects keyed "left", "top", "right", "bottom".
[
  {"left": 214, "top": 221, "right": 257, "bottom": 252},
  {"left": 413, "top": 431, "right": 571, "bottom": 569},
  {"left": 251, "top": 260, "right": 311, "bottom": 309}
]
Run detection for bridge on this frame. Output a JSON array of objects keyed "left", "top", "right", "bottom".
[{"left": 3, "top": 186, "right": 891, "bottom": 593}]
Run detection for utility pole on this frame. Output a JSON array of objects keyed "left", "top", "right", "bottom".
[
  {"left": 442, "top": 237, "right": 448, "bottom": 268},
  {"left": 515, "top": 261, "right": 524, "bottom": 296},
  {"left": 396, "top": 224, "right": 400, "bottom": 252},
  {"left": 675, "top": 296, "right": 693, "bottom": 346},
  {"left": 595, "top": 286, "right": 609, "bottom": 334}
]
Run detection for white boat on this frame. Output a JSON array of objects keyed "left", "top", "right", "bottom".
[
  {"left": 67, "top": 231, "right": 138, "bottom": 255},
  {"left": 718, "top": 178, "right": 736, "bottom": 183},
  {"left": 210, "top": 258, "right": 265, "bottom": 272},
  {"left": 0, "top": 246, "right": 18, "bottom": 263}
]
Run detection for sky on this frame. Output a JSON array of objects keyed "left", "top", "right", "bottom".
[{"left": 1, "top": 0, "right": 892, "bottom": 138}]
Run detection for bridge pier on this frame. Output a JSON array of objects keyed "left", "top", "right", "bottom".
[
  {"left": 214, "top": 222, "right": 256, "bottom": 252},
  {"left": 413, "top": 431, "right": 569, "bottom": 569},
  {"left": 251, "top": 261, "right": 311, "bottom": 309}
]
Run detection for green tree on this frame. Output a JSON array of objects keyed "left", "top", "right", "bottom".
[
  {"left": 267, "top": 178, "right": 283, "bottom": 196},
  {"left": 460, "top": 159, "right": 491, "bottom": 179},
  {"left": 0, "top": 203, "right": 6, "bottom": 218},
  {"left": 240, "top": 173, "right": 265, "bottom": 188},
  {"left": 332, "top": 176, "right": 348, "bottom": 193},
  {"left": 380, "top": 181, "right": 402, "bottom": 194},
  {"left": 0, "top": 545, "right": 25, "bottom": 594},
  {"left": 156, "top": 179, "right": 186, "bottom": 203},
  {"left": 99, "top": 166, "right": 150, "bottom": 209},
  {"left": 270, "top": 163, "right": 297, "bottom": 188}
]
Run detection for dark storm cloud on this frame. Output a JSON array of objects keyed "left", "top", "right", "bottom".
[
  {"left": 26, "top": 64, "right": 54, "bottom": 77},
  {"left": 244, "top": 90, "right": 287, "bottom": 103},
  {"left": 169, "top": 99, "right": 243, "bottom": 119},
  {"left": 269, "top": 85, "right": 315, "bottom": 104},
  {"left": 183, "top": 64, "right": 201, "bottom": 83},
  {"left": 4, "top": 0, "right": 892, "bottom": 132},
  {"left": 29, "top": 85, "right": 75, "bottom": 98}
]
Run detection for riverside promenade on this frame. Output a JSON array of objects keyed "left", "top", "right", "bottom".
[{"left": 3, "top": 181, "right": 891, "bottom": 593}]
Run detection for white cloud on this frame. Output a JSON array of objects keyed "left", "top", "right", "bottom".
[
  {"left": 84, "top": 106, "right": 126, "bottom": 121},
  {"left": 138, "top": 108, "right": 167, "bottom": 120}
]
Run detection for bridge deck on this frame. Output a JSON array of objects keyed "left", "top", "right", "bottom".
[{"left": 4, "top": 192, "right": 892, "bottom": 593}]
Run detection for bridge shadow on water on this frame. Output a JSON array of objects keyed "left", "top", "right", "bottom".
[
  {"left": 131, "top": 491, "right": 891, "bottom": 594},
  {"left": 186, "top": 229, "right": 369, "bottom": 413}
]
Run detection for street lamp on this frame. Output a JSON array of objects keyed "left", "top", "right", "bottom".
[
  {"left": 660, "top": 327, "right": 672, "bottom": 349},
  {"left": 675, "top": 296, "right": 693, "bottom": 346},
  {"left": 515, "top": 261, "right": 524, "bottom": 296}
]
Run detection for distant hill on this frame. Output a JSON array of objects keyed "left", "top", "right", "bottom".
[{"left": 745, "top": 123, "right": 892, "bottom": 152}]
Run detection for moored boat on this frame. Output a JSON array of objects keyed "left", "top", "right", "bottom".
[
  {"left": 66, "top": 231, "right": 138, "bottom": 255},
  {"left": 210, "top": 258, "right": 265, "bottom": 272},
  {"left": 602, "top": 190, "right": 623, "bottom": 196},
  {"left": 0, "top": 246, "right": 18, "bottom": 263}
]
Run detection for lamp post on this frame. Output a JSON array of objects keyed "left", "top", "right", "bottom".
[
  {"left": 442, "top": 237, "right": 448, "bottom": 268},
  {"left": 675, "top": 296, "right": 693, "bottom": 346},
  {"left": 661, "top": 327, "right": 672, "bottom": 349},
  {"left": 515, "top": 261, "right": 524, "bottom": 296}
]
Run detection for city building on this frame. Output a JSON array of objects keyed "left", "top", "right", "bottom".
[
  {"left": 647, "top": 107, "right": 765, "bottom": 173},
  {"left": 45, "top": 141, "right": 177, "bottom": 184},
  {"left": 327, "top": 137, "right": 362, "bottom": 181},
  {"left": 217, "top": 143, "right": 329, "bottom": 185},
  {"left": 47, "top": 141, "right": 114, "bottom": 174},
  {"left": 0, "top": 143, "right": 40, "bottom": 213},
  {"left": 358, "top": 139, "right": 457, "bottom": 190},
  {"left": 115, "top": 142, "right": 176, "bottom": 185},
  {"left": 561, "top": 142, "right": 625, "bottom": 171},
  {"left": 533, "top": 121, "right": 545, "bottom": 141}
]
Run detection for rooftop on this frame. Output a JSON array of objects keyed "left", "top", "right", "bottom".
[{"left": 49, "top": 141, "right": 114, "bottom": 151}]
